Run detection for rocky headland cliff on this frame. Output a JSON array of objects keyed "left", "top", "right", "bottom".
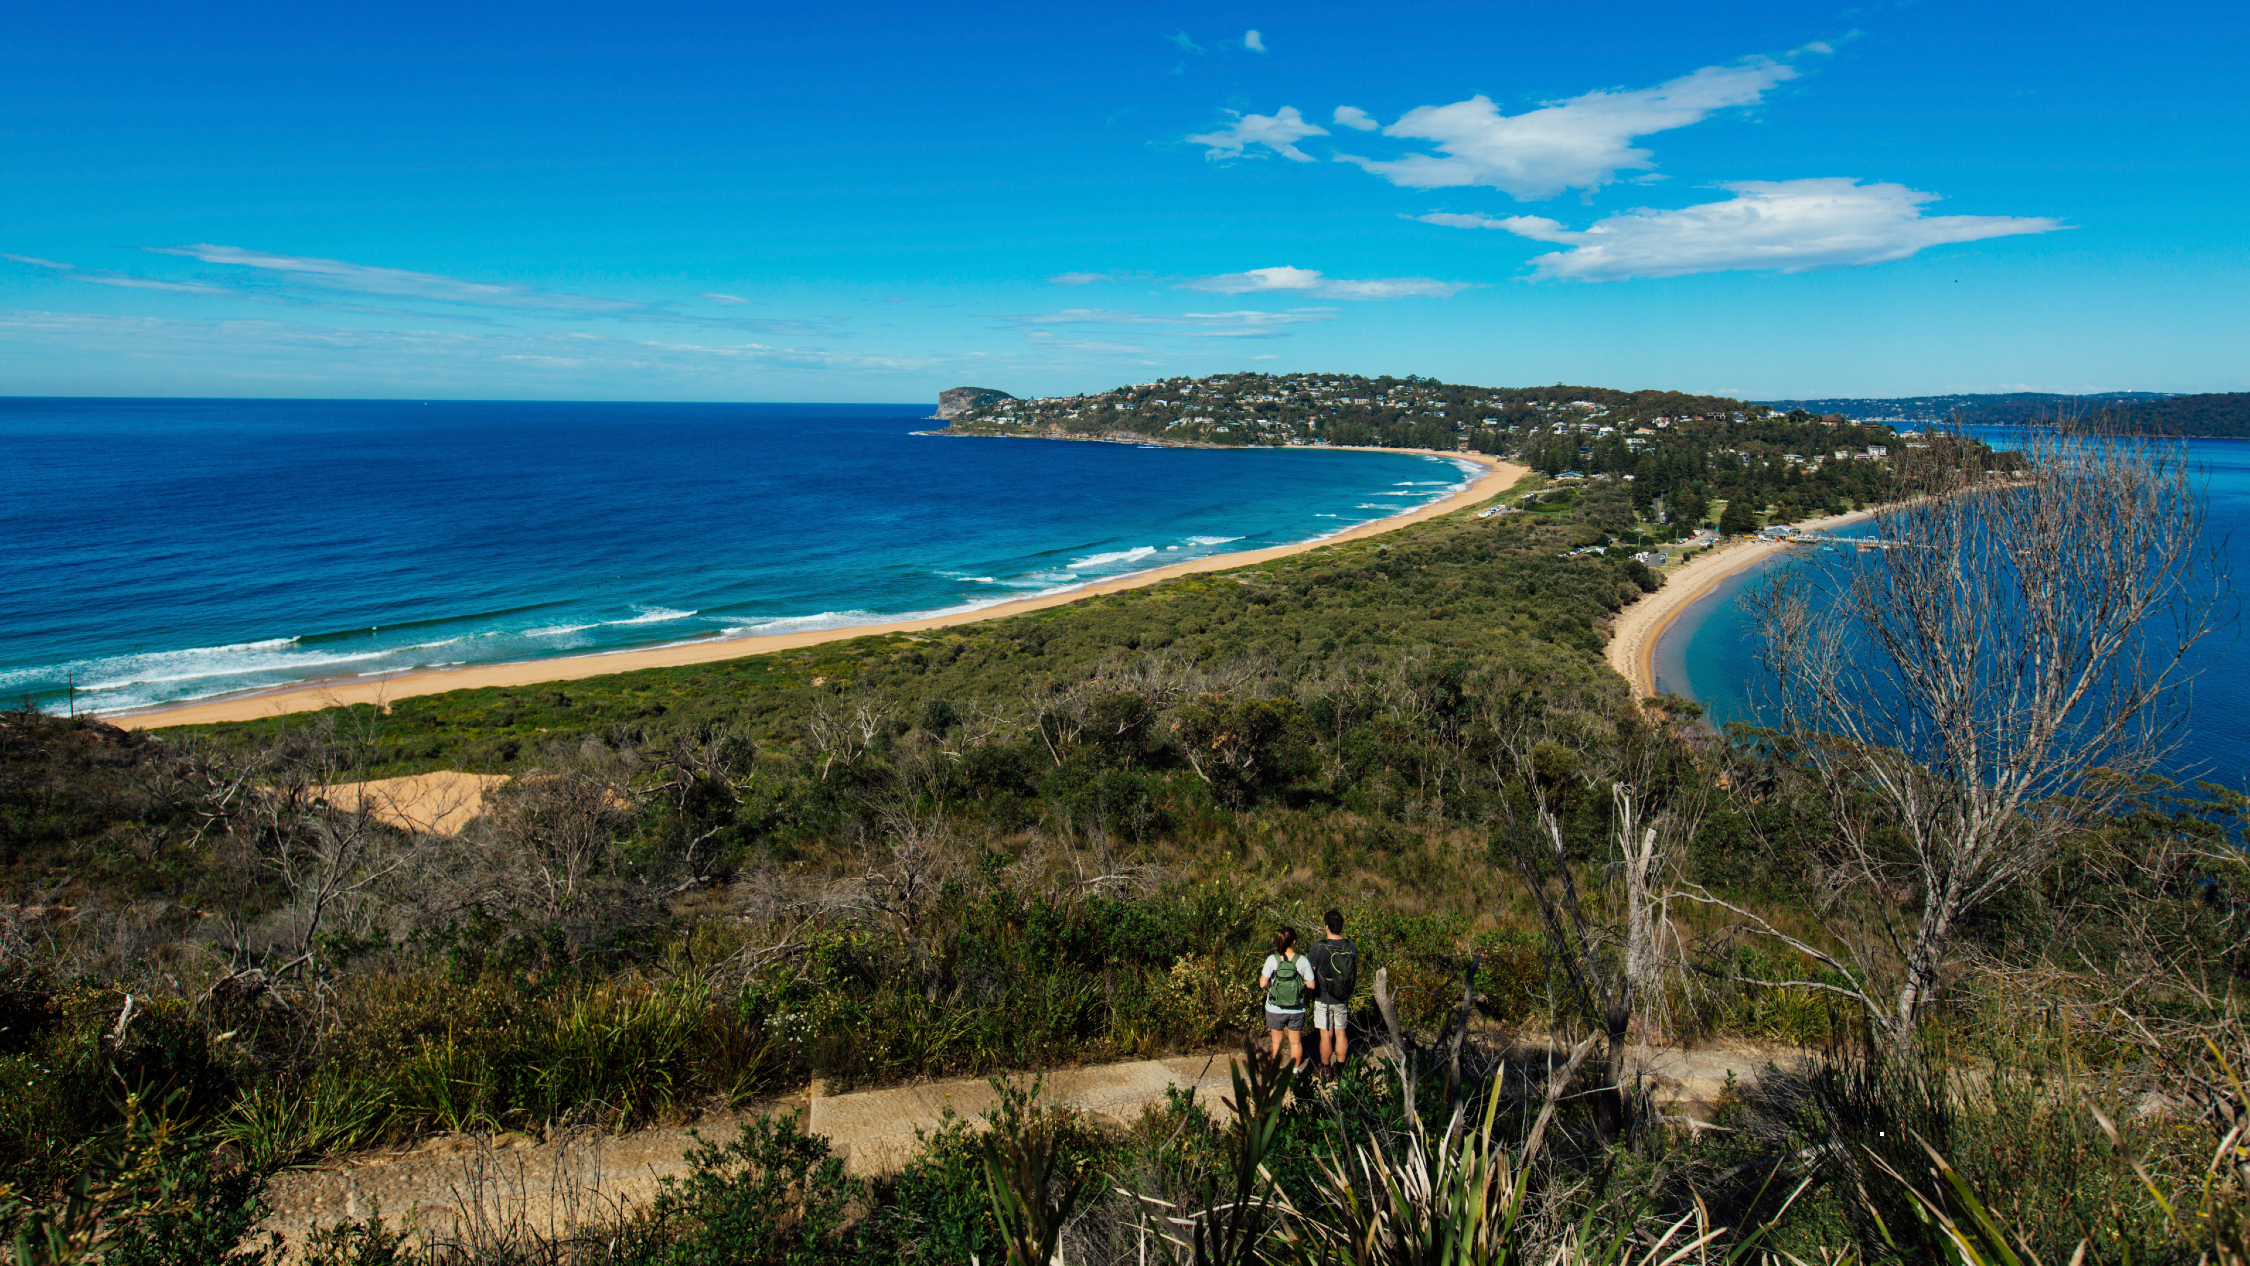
[{"left": 934, "top": 386, "right": 1016, "bottom": 420}]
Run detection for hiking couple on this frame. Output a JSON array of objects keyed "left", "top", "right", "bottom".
[{"left": 1258, "top": 909, "right": 1358, "bottom": 1079}]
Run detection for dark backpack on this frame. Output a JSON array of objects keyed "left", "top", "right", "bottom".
[
  {"left": 1318, "top": 938, "right": 1359, "bottom": 1001},
  {"left": 1267, "top": 955, "right": 1310, "bottom": 1009}
]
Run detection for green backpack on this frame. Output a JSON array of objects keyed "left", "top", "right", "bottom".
[{"left": 1267, "top": 955, "right": 1309, "bottom": 1009}]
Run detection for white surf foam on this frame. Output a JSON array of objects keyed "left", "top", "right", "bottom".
[
  {"left": 525, "top": 607, "right": 697, "bottom": 637},
  {"left": 1068, "top": 546, "right": 1160, "bottom": 570}
]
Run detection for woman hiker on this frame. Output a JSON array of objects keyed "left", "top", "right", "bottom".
[{"left": 1259, "top": 927, "right": 1316, "bottom": 1071}]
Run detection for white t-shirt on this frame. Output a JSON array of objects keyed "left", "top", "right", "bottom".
[{"left": 1260, "top": 953, "right": 1316, "bottom": 1013}]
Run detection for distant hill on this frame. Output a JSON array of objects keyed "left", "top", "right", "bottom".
[{"left": 1761, "top": 391, "right": 2250, "bottom": 438}]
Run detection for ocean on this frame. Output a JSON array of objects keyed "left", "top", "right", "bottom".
[
  {"left": 1653, "top": 429, "right": 2250, "bottom": 785},
  {"left": 0, "top": 398, "right": 1479, "bottom": 716}
]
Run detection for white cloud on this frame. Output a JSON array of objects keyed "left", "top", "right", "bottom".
[
  {"left": 94, "top": 244, "right": 826, "bottom": 332},
  {"left": 1022, "top": 333, "right": 1158, "bottom": 354},
  {"left": 1012, "top": 307, "right": 1338, "bottom": 338},
  {"left": 1177, "top": 265, "right": 1468, "bottom": 299},
  {"left": 1243, "top": 29, "right": 1266, "bottom": 52},
  {"left": 1187, "top": 107, "right": 1328, "bottom": 162},
  {"left": 149, "top": 244, "right": 642, "bottom": 313},
  {"left": 7, "top": 252, "right": 240, "bottom": 295},
  {"left": 1048, "top": 272, "right": 1113, "bottom": 285},
  {"left": 1413, "top": 213, "right": 1511, "bottom": 230},
  {"left": 0, "top": 307, "right": 934, "bottom": 382},
  {"left": 1421, "top": 179, "right": 2065, "bottom": 280},
  {"left": 1336, "top": 58, "right": 1800, "bottom": 199},
  {"left": 1332, "top": 106, "right": 1380, "bottom": 132},
  {"left": 80, "top": 275, "right": 237, "bottom": 294}
]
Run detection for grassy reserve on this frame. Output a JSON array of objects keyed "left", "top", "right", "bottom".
[{"left": 4, "top": 452, "right": 2246, "bottom": 1264}]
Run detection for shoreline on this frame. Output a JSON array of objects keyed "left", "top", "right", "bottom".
[
  {"left": 1604, "top": 506, "right": 1879, "bottom": 701},
  {"left": 115, "top": 448, "right": 1527, "bottom": 729}
]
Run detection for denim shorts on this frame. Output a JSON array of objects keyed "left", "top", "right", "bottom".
[
  {"left": 1312, "top": 1000, "right": 1349, "bottom": 1031},
  {"left": 1264, "top": 1008, "right": 1305, "bottom": 1032}
]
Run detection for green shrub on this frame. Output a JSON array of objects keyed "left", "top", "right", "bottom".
[{"left": 637, "top": 1112, "right": 865, "bottom": 1265}]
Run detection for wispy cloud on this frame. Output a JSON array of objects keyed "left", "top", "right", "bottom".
[
  {"left": 1177, "top": 266, "right": 1469, "bottom": 299},
  {"left": 1011, "top": 307, "right": 1338, "bottom": 338},
  {"left": 1020, "top": 333, "right": 1162, "bottom": 354},
  {"left": 1419, "top": 179, "right": 2064, "bottom": 280},
  {"left": 1243, "top": 29, "right": 1266, "bottom": 53},
  {"left": 1048, "top": 272, "right": 1115, "bottom": 286},
  {"left": 6, "top": 253, "right": 234, "bottom": 295},
  {"left": 1334, "top": 56, "right": 1803, "bottom": 199},
  {"left": 10, "top": 246, "right": 827, "bottom": 333},
  {"left": 0, "top": 307, "right": 934, "bottom": 384},
  {"left": 1167, "top": 30, "right": 1206, "bottom": 54},
  {"left": 148, "top": 244, "right": 643, "bottom": 313},
  {"left": 1187, "top": 107, "right": 1328, "bottom": 162}
]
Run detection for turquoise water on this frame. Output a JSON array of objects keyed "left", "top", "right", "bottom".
[
  {"left": 1654, "top": 431, "right": 2250, "bottom": 782},
  {"left": 1, "top": 399, "right": 1478, "bottom": 715}
]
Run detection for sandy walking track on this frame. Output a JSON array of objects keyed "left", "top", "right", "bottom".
[
  {"left": 259, "top": 1042, "right": 1787, "bottom": 1255},
  {"left": 117, "top": 449, "right": 1527, "bottom": 730},
  {"left": 1604, "top": 507, "right": 1876, "bottom": 700}
]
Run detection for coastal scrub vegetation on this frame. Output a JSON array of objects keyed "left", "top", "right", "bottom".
[{"left": 3, "top": 431, "right": 2245, "bottom": 1262}]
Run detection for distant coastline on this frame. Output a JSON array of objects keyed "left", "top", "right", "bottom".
[{"left": 115, "top": 447, "right": 1528, "bottom": 729}]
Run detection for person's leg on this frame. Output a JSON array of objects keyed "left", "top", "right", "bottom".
[
  {"left": 1267, "top": 1016, "right": 1283, "bottom": 1063},
  {"left": 1287, "top": 1021, "right": 1304, "bottom": 1069}
]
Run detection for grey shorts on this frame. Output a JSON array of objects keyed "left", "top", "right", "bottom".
[
  {"left": 1265, "top": 1008, "right": 1305, "bottom": 1032},
  {"left": 1313, "top": 1000, "right": 1349, "bottom": 1031}
]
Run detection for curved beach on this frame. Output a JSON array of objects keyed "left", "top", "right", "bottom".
[
  {"left": 117, "top": 449, "right": 1528, "bottom": 729},
  {"left": 1605, "top": 507, "right": 1877, "bottom": 700}
]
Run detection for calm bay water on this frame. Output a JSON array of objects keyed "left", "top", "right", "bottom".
[
  {"left": 1654, "top": 430, "right": 2250, "bottom": 784},
  {"left": 0, "top": 399, "right": 1476, "bottom": 715}
]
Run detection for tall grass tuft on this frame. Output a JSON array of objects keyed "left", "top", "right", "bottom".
[{"left": 217, "top": 1077, "right": 391, "bottom": 1172}]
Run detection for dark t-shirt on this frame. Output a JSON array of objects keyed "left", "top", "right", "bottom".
[{"left": 1305, "top": 937, "right": 1359, "bottom": 1003}]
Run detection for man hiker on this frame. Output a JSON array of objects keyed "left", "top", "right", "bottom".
[{"left": 1304, "top": 908, "right": 1359, "bottom": 1080}]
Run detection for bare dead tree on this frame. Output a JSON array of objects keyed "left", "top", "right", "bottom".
[
  {"left": 475, "top": 737, "right": 640, "bottom": 921},
  {"left": 1724, "top": 422, "right": 2230, "bottom": 1052},
  {"left": 804, "top": 693, "right": 891, "bottom": 782},
  {"left": 1488, "top": 693, "right": 1707, "bottom": 1141},
  {"left": 200, "top": 714, "right": 415, "bottom": 980}
]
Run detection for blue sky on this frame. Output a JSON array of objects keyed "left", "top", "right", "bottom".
[{"left": 2, "top": 0, "right": 2242, "bottom": 402}]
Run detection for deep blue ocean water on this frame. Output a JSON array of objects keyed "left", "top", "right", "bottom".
[
  {"left": 0, "top": 399, "right": 1478, "bottom": 715},
  {"left": 1654, "top": 429, "right": 2250, "bottom": 785}
]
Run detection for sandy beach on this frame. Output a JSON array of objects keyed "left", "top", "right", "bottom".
[
  {"left": 1604, "top": 506, "right": 1878, "bottom": 700},
  {"left": 117, "top": 448, "right": 1528, "bottom": 729}
]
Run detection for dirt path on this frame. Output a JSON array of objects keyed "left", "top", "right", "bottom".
[
  {"left": 259, "top": 1056, "right": 1246, "bottom": 1253},
  {"left": 258, "top": 1040, "right": 1797, "bottom": 1254}
]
